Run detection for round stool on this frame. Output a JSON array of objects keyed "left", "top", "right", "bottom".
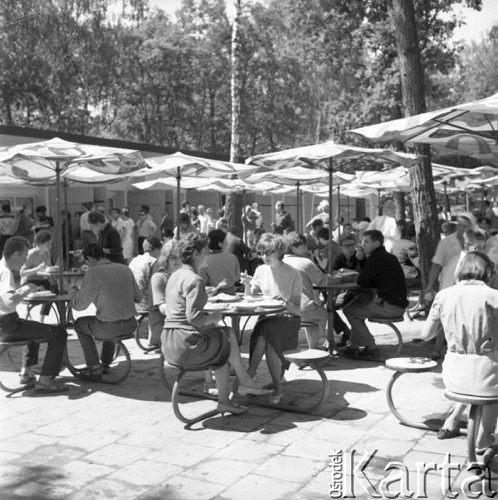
[
  {"left": 247, "top": 348, "right": 330, "bottom": 414},
  {"left": 369, "top": 317, "right": 404, "bottom": 357},
  {"left": 385, "top": 357, "right": 439, "bottom": 431},
  {"left": 64, "top": 333, "right": 133, "bottom": 384},
  {"left": 134, "top": 311, "right": 155, "bottom": 352},
  {"left": 444, "top": 390, "right": 498, "bottom": 466},
  {"left": 0, "top": 340, "right": 33, "bottom": 394},
  {"left": 159, "top": 355, "right": 220, "bottom": 425}
]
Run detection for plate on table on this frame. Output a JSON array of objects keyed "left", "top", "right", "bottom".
[
  {"left": 208, "top": 293, "right": 241, "bottom": 303},
  {"left": 204, "top": 303, "right": 229, "bottom": 312},
  {"left": 254, "top": 299, "right": 284, "bottom": 310},
  {"left": 27, "top": 291, "right": 56, "bottom": 299},
  {"left": 229, "top": 303, "right": 259, "bottom": 313}
]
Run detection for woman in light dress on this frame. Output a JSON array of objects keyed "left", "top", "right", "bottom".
[{"left": 121, "top": 207, "right": 135, "bottom": 263}]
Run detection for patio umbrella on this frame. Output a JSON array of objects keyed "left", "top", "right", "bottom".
[
  {"left": 143, "top": 152, "right": 256, "bottom": 238},
  {"left": 243, "top": 166, "right": 355, "bottom": 232},
  {"left": 0, "top": 137, "right": 147, "bottom": 290},
  {"left": 350, "top": 92, "right": 498, "bottom": 145},
  {"left": 246, "top": 140, "right": 422, "bottom": 273}
]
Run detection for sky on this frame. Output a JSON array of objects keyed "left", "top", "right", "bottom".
[{"left": 149, "top": 0, "right": 498, "bottom": 43}]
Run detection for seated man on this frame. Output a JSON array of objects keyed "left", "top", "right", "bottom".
[
  {"left": 342, "top": 230, "right": 408, "bottom": 360},
  {"left": 283, "top": 232, "right": 350, "bottom": 349},
  {"left": 391, "top": 221, "right": 421, "bottom": 289},
  {"left": 0, "top": 237, "right": 68, "bottom": 392},
  {"left": 70, "top": 244, "right": 142, "bottom": 381},
  {"left": 199, "top": 229, "right": 240, "bottom": 295}
]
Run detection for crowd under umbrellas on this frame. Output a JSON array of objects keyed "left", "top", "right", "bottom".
[{"left": 5, "top": 93, "right": 498, "bottom": 493}]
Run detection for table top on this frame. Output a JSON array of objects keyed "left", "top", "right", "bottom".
[
  {"left": 204, "top": 301, "right": 286, "bottom": 317},
  {"left": 313, "top": 282, "right": 359, "bottom": 291},
  {"left": 38, "top": 270, "right": 85, "bottom": 277},
  {"left": 24, "top": 293, "right": 72, "bottom": 303}
]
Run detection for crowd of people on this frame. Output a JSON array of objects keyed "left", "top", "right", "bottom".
[{"left": 3, "top": 195, "right": 498, "bottom": 455}]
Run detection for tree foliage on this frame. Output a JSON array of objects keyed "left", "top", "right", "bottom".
[{"left": 0, "top": 0, "right": 486, "bottom": 161}]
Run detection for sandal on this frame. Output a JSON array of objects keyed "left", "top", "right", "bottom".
[
  {"left": 78, "top": 366, "right": 103, "bottom": 382},
  {"left": 437, "top": 427, "right": 460, "bottom": 439},
  {"left": 203, "top": 383, "right": 219, "bottom": 396},
  {"left": 34, "top": 380, "right": 68, "bottom": 393},
  {"left": 268, "top": 392, "right": 284, "bottom": 404},
  {"left": 19, "top": 373, "right": 37, "bottom": 385}
]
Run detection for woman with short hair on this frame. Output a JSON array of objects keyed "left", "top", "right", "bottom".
[
  {"left": 243, "top": 233, "right": 302, "bottom": 404},
  {"left": 422, "top": 251, "right": 498, "bottom": 454},
  {"left": 162, "top": 233, "right": 270, "bottom": 415}
]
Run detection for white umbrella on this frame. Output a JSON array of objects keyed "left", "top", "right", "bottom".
[
  {"left": 142, "top": 152, "right": 256, "bottom": 238},
  {"left": 246, "top": 140, "right": 422, "bottom": 271},
  {"left": 0, "top": 137, "right": 147, "bottom": 289}
]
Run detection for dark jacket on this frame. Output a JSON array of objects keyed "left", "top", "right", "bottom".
[
  {"left": 332, "top": 253, "right": 366, "bottom": 272},
  {"left": 100, "top": 223, "right": 124, "bottom": 264},
  {"left": 357, "top": 246, "right": 408, "bottom": 309}
]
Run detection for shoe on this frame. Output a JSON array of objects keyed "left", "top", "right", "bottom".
[
  {"left": 217, "top": 402, "right": 247, "bottom": 416},
  {"left": 238, "top": 385, "right": 273, "bottom": 396},
  {"left": 19, "top": 373, "right": 37, "bottom": 385},
  {"left": 34, "top": 380, "right": 69, "bottom": 393},
  {"left": 340, "top": 344, "right": 361, "bottom": 358},
  {"left": 359, "top": 346, "right": 380, "bottom": 361},
  {"left": 101, "top": 364, "right": 111, "bottom": 375},
  {"left": 78, "top": 367, "right": 103, "bottom": 382},
  {"left": 203, "top": 383, "right": 219, "bottom": 396},
  {"left": 437, "top": 427, "right": 460, "bottom": 440},
  {"left": 335, "top": 328, "right": 351, "bottom": 348},
  {"left": 268, "top": 392, "right": 284, "bottom": 404},
  {"left": 429, "top": 351, "right": 443, "bottom": 361}
]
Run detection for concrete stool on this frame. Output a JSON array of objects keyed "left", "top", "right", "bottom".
[
  {"left": 385, "top": 357, "right": 439, "bottom": 431},
  {"left": 368, "top": 316, "right": 404, "bottom": 356},
  {"left": 247, "top": 349, "right": 330, "bottom": 414},
  {"left": 65, "top": 333, "right": 133, "bottom": 384},
  {"left": 0, "top": 339, "right": 33, "bottom": 394},
  {"left": 444, "top": 390, "right": 498, "bottom": 467},
  {"left": 134, "top": 311, "right": 156, "bottom": 352}
]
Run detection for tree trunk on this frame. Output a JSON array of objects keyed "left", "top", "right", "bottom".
[
  {"left": 227, "top": 0, "right": 243, "bottom": 227},
  {"left": 391, "top": 0, "right": 440, "bottom": 290},
  {"left": 393, "top": 191, "right": 405, "bottom": 222}
]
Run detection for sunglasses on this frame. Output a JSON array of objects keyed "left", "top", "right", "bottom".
[{"left": 258, "top": 250, "right": 275, "bottom": 257}]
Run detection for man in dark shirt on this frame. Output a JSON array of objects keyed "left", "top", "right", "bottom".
[
  {"left": 271, "top": 201, "right": 294, "bottom": 234},
  {"left": 342, "top": 229, "right": 408, "bottom": 360},
  {"left": 88, "top": 211, "right": 125, "bottom": 264}
]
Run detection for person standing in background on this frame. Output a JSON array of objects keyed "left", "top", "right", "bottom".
[
  {"left": 135, "top": 204, "right": 157, "bottom": 255},
  {"left": 121, "top": 207, "right": 135, "bottom": 264},
  {"left": 88, "top": 211, "right": 124, "bottom": 264},
  {"left": 110, "top": 208, "right": 125, "bottom": 241},
  {"left": 197, "top": 205, "right": 208, "bottom": 234},
  {"left": 160, "top": 207, "right": 174, "bottom": 239},
  {"left": 271, "top": 201, "right": 294, "bottom": 235},
  {"left": 14, "top": 203, "right": 34, "bottom": 245},
  {"left": 79, "top": 202, "right": 96, "bottom": 246}
]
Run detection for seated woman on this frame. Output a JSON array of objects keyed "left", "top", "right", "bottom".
[
  {"left": 421, "top": 251, "right": 498, "bottom": 454},
  {"left": 161, "top": 233, "right": 270, "bottom": 416},
  {"left": 70, "top": 244, "right": 142, "bottom": 380},
  {"left": 243, "top": 233, "right": 302, "bottom": 404},
  {"left": 20, "top": 230, "right": 54, "bottom": 323},
  {"left": 148, "top": 239, "right": 182, "bottom": 348}
]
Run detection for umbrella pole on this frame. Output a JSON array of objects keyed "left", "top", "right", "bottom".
[
  {"left": 296, "top": 181, "right": 301, "bottom": 233},
  {"left": 176, "top": 168, "right": 181, "bottom": 240},
  {"left": 326, "top": 158, "right": 335, "bottom": 356},
  {"left": 328, "top": 160, "right": 334, "bottom": 275},
  {"left": 63, "top": 180, "right": 70, "bottom": 270},
  {"left": 377, "top": 189, "right": 382, "bottom": 215},
  {"left": 347, "top": 195, "right": 351, "bottom": 223},
  {"left": 465, "top": 192, "right": 470, "bottom": 212},
  {"left": 337, "top": 185, "right": 341, "bottom": 239},
  {"left": 55, "top": 161, "right": 64, "bottom": 292},
  {"left": 443, "top": 182, "right": 450, "bottom": 220},
  {"left": 242, "top": 189, "right": 246, "bottom": 243}
]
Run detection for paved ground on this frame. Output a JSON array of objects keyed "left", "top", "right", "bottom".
[{"left": 1, "top": 303, "right": 498, "bottom": 500}]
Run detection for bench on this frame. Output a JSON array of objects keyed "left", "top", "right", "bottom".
[
  {"left": 64, "top": 333, "right": 133, "bottom": 384},
  {"left": 368, "top": 316, "right": 404, "bottom": 357},
  {"left": 0, "top": 339, "right": 33, "bottom": 394}
]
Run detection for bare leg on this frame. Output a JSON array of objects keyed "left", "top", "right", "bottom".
[
  {"left": 213, "top": 364, "right": 230, "bottom": 405},
  {"left": 304, "top": 325, "right": 321, "bottom": 349},
  {"left": 442, "top": 403, "right": 466, "bottom": 430},
  {"left": 247, "top": 335, "right": 267, "bottom": 378},
  {"left": 265, "top": 344, "right": 283, "bottom": 397},
  {"left": 227, "top": 329, "right": 263, "bottom": 388}
]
